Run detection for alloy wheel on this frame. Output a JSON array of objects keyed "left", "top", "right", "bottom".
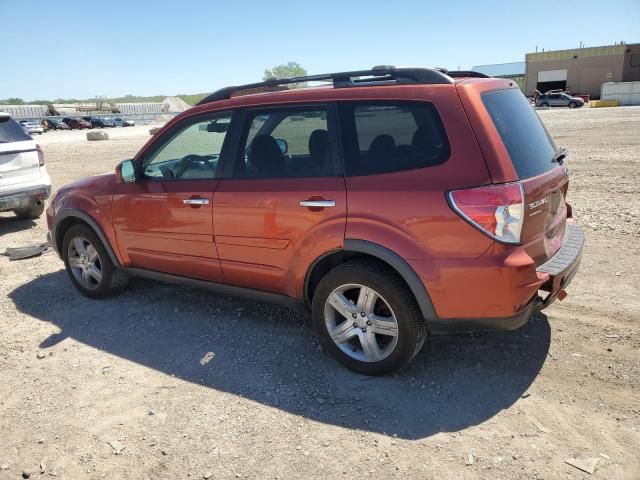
[
  {"left": 324, "top": 283, "right": 399, "bottom": 362},
  {"left": 67, "top": 237, "right": 103, "bottom": 290}
]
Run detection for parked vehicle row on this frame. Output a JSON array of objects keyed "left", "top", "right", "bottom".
[{"left": 16, "top": 117, "right": 137, "bottom": 132}]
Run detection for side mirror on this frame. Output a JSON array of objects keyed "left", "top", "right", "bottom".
[
  {"left": 116, "top": 159, "right": 136, "bottom": 183},
  {"left": 275, "top": 138, "right": 288, "bottom": 154}
]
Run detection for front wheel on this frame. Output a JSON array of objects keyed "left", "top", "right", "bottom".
[
  {"left": 313, "top": 261, "right": 427, "bottom": 375},
  {"left": 539, "top": 102, "right": 549, "bottom": 108},
  {"left": 568, "top": 101, "right": 577, "bottom": 108},
  {"left": 62, "top": 224, "right": 127, "bottom": 299}
]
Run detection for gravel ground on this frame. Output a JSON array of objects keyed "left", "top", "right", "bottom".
[{"left": 1, "top": 108, "right": 639, "bottom": 480}]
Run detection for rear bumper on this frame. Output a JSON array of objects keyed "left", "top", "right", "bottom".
[
  {"left": 0, "top": 184, "right": 51, "bottom": 212},
  {"left": 429, "top": 295, "right": 543, "bottom": 334},
  {"left": 535, "top": 222, "right": 584, "bottom": 308},
  {"left": 425, "top": 222, "right": 584, "bottom": 334}
]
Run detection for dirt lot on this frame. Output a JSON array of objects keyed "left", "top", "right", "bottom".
[{"left": 1, "top": 108, "right": 639, "bottom": 480}]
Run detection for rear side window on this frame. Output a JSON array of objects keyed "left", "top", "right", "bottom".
[
  {"left": 483, "top": 89, "right": 557, "bottom": 179},
  {"left": 0, "top": 116, "right": 31, "bottom": 143},
  {"left": 338, "top": 102, "right": 449, "bottom": 176}
]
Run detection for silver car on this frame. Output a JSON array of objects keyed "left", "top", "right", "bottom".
[
  {"left": 111, "top": 117, "right": 135, "bottom": 127},
  {"left": 536, "top": 93, "right": 585, "bottom": 108},
  {"left": 19, "top": 120, "right": 45, "bottom": 135}
]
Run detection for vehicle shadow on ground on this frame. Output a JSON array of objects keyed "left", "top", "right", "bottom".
[
  {"left": 10, "top": 270, "right": 550, "bottom": 440},
  {"left": 0, "top": 216, "right": 37, "bottom": 238}
]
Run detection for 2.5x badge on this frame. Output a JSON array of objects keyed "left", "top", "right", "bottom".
[{"left": 528, "top": 197, "right": 549, "bottom": 209}]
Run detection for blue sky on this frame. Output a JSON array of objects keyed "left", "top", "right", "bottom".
[{"left": 1, "top": 0, "right": 639, "bottom": 100}]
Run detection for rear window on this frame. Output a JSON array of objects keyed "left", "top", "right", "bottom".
[
  {"left": 0, "top": 116, "right": 31, "bottom": 143},
  {"left": 338, "top": 102, "right": 449, "bottom": 176},
  {"left": 483, "top": 89, "right": 557, "bottom": 179}
]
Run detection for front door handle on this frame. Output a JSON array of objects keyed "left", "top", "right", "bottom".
[
  {"left": 183, "top": 198, "right": 210, "bottom": 206},
  {"left": 299, "top": 200, "right": 336, "bottom": 208}
]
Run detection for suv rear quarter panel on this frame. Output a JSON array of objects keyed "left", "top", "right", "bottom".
[{"left": 343, "top": 85, "right": 494, "bottom": 262}]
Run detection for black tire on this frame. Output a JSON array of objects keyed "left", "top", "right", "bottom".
[
  {"left": 568, "top": 101, "right": 577, "bottom": 109},
  {"left": 540, "top": 102, "right": 549, "bottom": 108},
  {"left": 61, "top": 224, "right": 128, "bottom": 299},
  {"left": 14, "top": 201, "right": 45, "bottom": 219},
  {"left": 312, "top": 260, "right": 427, "bottom": 375}
]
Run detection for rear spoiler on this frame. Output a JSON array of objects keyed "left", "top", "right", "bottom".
[{"left": 446, "top": 70, "right": 491, "bottom": 79}]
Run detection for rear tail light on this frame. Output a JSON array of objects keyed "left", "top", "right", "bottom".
[
  {"left": 36, "top": 144, "right": 45, "bottom": 166},
  {"left": 448, "top": 182, "right": 524, "bottom": 244}
]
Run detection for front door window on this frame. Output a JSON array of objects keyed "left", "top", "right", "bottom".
[{"left": 143, "top": 115, "right": 232, "bottom": 180}]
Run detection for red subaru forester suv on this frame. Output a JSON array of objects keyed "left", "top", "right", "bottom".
[{"left": 47, "top": 67, "right": 584, "bottom": 375}]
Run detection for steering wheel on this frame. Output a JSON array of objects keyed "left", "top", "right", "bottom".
[
  {"left": 159, "top": 166, "right": 174, "bottom": 179},
  {"left": 174, "top": 154, "right": 210, "bottom": 178}
]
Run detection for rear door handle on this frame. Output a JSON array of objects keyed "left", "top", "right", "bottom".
[
  {"left": 299, "top": 200, "right": 336, "bottom": 208},
  {"left": 183, "top": 198, "right": 210, "bottom": 205}
]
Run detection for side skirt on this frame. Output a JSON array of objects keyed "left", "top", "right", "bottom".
[{"left": 121, "top": 267, "right": 309, "bottom": 314}]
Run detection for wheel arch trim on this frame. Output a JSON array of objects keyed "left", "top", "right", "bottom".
[
  {"left": 306, "top": 240, "right": 437, "bottom": 321},
  {"left": 53, "top": 208, "right": 121, "bottom": 267}
]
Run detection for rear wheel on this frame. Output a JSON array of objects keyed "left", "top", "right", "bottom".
[
  {"left": 540, "top": 102, "right": 549, "bottom": 108},
  {"left": 313, "top": 261, "right": 427, "bottom": 375},
  {"left": 14, "top": 201, "right": 45, "bottom": 219},
  {"left": 62, "top": 224, "right": 127, "bottom": 298}
]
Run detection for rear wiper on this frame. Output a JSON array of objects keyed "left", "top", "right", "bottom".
[{"left": 552, "top": 147, "right": 568, "bottom": 164}]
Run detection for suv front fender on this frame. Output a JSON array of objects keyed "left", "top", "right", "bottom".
[{"left": 51, "top": 208, "right": 121, "bottom": 267}]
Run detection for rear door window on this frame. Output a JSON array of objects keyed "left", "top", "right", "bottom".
[
  {"left": 338, "top": 102, "right": 449, "bottom": 176},
  {"left": 483, "top": 88, "right": 558, "bottom": 179},
  {"left": 0, "top": 116, "right": 31, "bottom": 143},
  {"left": 233, "top": 107, "right": 334, "bottom": 179}
]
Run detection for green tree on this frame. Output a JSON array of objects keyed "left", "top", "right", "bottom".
[
  {"left": 263, "top": 62, "right": 308, "bottom": 88},
  {"left": 1, "top": 97, "right": 25, "bottom": 105}
]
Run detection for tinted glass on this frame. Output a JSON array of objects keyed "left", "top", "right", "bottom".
[
  {"left": 0, "top": 116, "right": 31, "bottom": 143},
  {"left": 339, "top": 102, "right": 449, "bottom": 176},
  {"left": 483, "top": 89, "right": 558, "bottom": 179},
  {"left": 234, "top": 108, "right": 333, "bottom": 179},
  {"left": 143, "top": 115, "right": 232, "bottom": 180}
]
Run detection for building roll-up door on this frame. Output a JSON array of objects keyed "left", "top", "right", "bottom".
[
  {"left": 538, "top": 69, "right": 568, "bottom": 82},
  {"left": 537, "top": 69, "right": 568, "bottom": 94}
]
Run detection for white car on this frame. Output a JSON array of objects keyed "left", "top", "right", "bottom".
[
  {"left": 1, "top": 113, "right": 51, "bottom": 219},
  {"left": 19, "top": 120, "right": 45, "bottom": 135}
]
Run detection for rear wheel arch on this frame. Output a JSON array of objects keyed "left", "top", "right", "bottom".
[
  {"left": 305, "top": 240, "right": 437, "bottom": 322},
  {"left": 54, "top": 209, "right": 120, "bottom": 267}
]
